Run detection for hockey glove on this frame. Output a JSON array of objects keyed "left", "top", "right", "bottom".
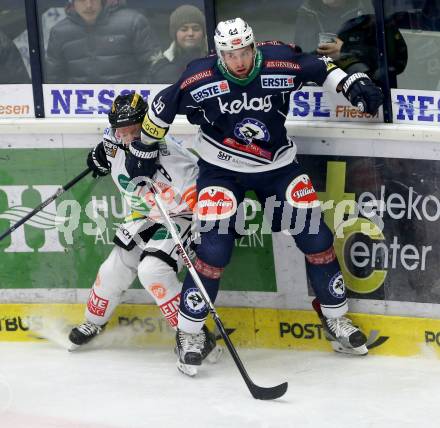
[
  {"left": 340, "top": 72, "right": 384, "bottom": 115},
  {"left": 87, "top": 142, "right": 111, "bottom": 178},
  {"left": 125, "top": 139, "right": 159, "bottom": 179}
]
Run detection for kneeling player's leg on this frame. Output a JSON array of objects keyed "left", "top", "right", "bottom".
[
  {"left": 137, "top": 217, "right": 192, "bottom": 329},
  {"left": 69, "top": 245, "right": 140, "bottom": 348},
  {"left": 138, "top": 254, "right": 181, "bottom": 329},
  {"left": 85, "top": 245, "right": 140, "bottom": 325}
]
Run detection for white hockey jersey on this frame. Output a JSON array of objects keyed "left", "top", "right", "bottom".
[{"left": 100, "top": 127, "right": 199, "bottom": 249}]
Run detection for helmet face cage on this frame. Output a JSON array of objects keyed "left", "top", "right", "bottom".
[
  {"left": 108, "top": 93, "right": 148, "bottom": 129},
  {"left": 214, "top": 18, "right": 255, "bottom": 66}
]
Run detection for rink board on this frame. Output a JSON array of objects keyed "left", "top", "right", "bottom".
[{"left": 1, "top": 303, "right": 440, "bottom": 358}]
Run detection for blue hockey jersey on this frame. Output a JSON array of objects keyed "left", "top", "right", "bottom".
[{"left": 141, "top": 42, "right": 348, "bottom": 172}]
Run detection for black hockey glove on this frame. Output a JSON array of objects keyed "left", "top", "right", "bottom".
[
  {"left": 125, "top": 139, "right": 159, "bottom": 180},
  {"left": 87, "top": 141, "right": 111, "bottom": 178},
  {"left": 340, "top": 72, "right": 384, "bottom": 115}
]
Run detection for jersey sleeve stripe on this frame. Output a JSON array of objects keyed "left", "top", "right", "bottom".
[{"left": 148, "top": 110, "right": 171, "bottom": 128}]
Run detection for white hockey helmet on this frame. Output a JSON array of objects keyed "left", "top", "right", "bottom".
[{"left": 214, "top": 18, "right": 255, "bottom": 57}]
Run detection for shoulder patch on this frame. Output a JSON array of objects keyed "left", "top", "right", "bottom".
[
  {"left": 190, "top": 80, "right": 230, "bottom": 102},
  {"left": 257, "top": 40, "right": 284, "bottom": 47},
  {"left": 180, "top": 69, "right": 214, "bottom": 90},
  {"left": 264, "top": 60, "right": 301, "bottom": 71}
]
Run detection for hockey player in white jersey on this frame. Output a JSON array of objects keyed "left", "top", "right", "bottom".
[{"left": 68, "top": 93, "right": 221, "bottom": 365}]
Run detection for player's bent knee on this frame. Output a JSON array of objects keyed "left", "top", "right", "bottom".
[
  {"left": 196, "top": 230, "right": 235, "bottom": 267},
  {"left": 138, "top": 255, "right": 181, "bottom": 299},
  {"left": 294, "top": 218, "right": 334, "bottom": 254},
  {"left": 194, "top": 257, "right": 224, "bottom": 280},
  {"left": 305, "top": 246, "right": 337, "bottom": 265},
  {"left": 97, "top": 253, "right": 136, "bottom": 292}
]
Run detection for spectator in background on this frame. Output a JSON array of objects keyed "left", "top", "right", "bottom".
[
  {"left": 294, "top": 0, "right": 407, "bottom": 86},
  {"left": 294, "top": 0, "right": 372, "bottom": 55},
  {"left": 151, "top": 5, "right": 207, "bottom": 83},
  {"left": 45, "top": 0, "right": 162, "bottom": 83},
  {"left": 0, "top": 29, "right": 30, "bottom": 84}
]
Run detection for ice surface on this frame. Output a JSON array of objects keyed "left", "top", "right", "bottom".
[{"left": 0, "top": 342, "right": 439, "bottom": 428}]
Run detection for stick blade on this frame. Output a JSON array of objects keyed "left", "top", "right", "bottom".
[{"left": 250, "top": 381, "right": 288, "bottom": 400}]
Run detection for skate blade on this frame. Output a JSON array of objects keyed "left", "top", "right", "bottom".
[
  {"left": 330, "top": 341, "right": 368, "bottom": 356},
  {"left": 67, "top": 342, "right": 80, "bottom": 352},
  {"left": 206, "top": 346, "right": 223, "bottom": 364},
  {"left": 177, "top": 359, "right": 198, "bottom": 377}
]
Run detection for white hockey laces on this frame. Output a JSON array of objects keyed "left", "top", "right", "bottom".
[
  {"left": 77, "top": 321, "right": 101, "bottom": 336},
  {"left": 178, "top": 330, "right": 205, "bottom": 353},
  {"left": 326, "top": 317, "right": 357, "bottom": 338}
]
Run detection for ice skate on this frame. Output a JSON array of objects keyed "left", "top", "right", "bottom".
[
  {"left": 200, "top": 325, "right": 223, "bottom": 364},
  {"left": 175, "top": 328, "right": 206, "bottom": 376},
  {"left": 313, "top": 300, "right": 368, "bottom": 355},
  {"left": 68, "top": 321, "right": 106, "bottom": 351}
]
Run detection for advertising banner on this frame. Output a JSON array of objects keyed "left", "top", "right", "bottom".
[
  {"left": 41, "top": 84, "right": 382, "bottom": 122},
  {"left": 298, "top": 154, "right": 440, "bottom": 305},
  {"left": 0, "top": 85, "right": 34, "bottom": 118},
  {"left": 2, "top": 303, "right": 440, "bottom": 359},
  {"left": 289, "top": 87, "right": 383, "bottom": 122},
  {"left": 43, "top": 84, "right": 168, "bottom": 118},
  {"left": 0, "top": 147, "right": 276, "bottom": 302},
  {"left": 392, "top": 88, "right": 440, "bottom": 125}
]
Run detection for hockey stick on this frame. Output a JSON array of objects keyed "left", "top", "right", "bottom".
[
  {"left": 146, "top": 178, "right": 288, "bottom": 400},
  {"left": 0, "top": 167, "right": 92, "bottom": 242}
]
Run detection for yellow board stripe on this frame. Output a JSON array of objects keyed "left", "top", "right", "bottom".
[{"left": 1, "top": 304, "right": 439, "bottom": 358}]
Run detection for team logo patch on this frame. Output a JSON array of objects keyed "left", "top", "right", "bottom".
[
  {"left": 183, "top": 288, "right": 206, "bottom": 314},
  {"left": 319, "top": 56, "right": 337, "bottom": 72},
  {"left": 264, "top": 60, "right": 301, "bottom": 70},
  {"left": 328, "top": 272, "right": 345, "bottom": 298},
  {"left": 190, "top": 80, "right": 230, "bottom": 102},
  {"left": 197, "top": 186, "right": 237, "bottom": 221},
  {"left": 180, "top": 69, "right": 214, "bottom": 89},
  {"left": 149, "top": 283, "right": 167, "bottom": 299},
  {"left": 234, "top": 118, "right": 270, "bottom": 144},
  {"left": 285, "top": 174, "right": 320, "bottom": 208},
  {"left": 261, "top": 75, "right": 295, "bottom": 89},
  {"left": 87, "top": 289, "right": 109, "bottom": 317}
]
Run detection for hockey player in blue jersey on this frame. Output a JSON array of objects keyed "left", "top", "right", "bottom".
[{"left": 125, "top": 18, "right": 384, "bottom": 375}]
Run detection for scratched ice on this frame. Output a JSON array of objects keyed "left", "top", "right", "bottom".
[{"left": 0, "top": 342, "right": 439, "bottom": 428}]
